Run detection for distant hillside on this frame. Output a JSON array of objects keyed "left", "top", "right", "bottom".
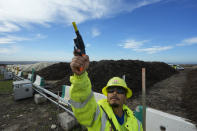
[{"left": 0, "top": 61, "right": 39, "bottom": 65}]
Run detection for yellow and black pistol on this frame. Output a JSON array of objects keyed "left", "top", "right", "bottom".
[{"left": 72, "top": 22, "right": 86, "bottom": 71}]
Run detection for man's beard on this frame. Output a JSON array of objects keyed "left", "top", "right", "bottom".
[{"left": 110, "top": 103, "right": 120, "bottom": 108}]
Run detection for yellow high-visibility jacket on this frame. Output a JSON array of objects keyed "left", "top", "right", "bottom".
[{"left": 69, "top": 72, "right": 143, "bottom": 131}]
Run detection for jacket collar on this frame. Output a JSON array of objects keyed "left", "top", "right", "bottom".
[
  {"left": 98, "top": 99, "right": 136, "bottom": 130},
  {"left": 98, "top": 99, "right": 134, "bottom": 119}
]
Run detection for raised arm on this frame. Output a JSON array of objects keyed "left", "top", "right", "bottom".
[{"left": 69, "top": 55, "right": 100, "bottom": 127}]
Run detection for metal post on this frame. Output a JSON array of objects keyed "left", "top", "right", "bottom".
[
  {"left": 58, "top": 91, "right": 60, "bottom": 115},
  {"left": 142, "top": 68, "right": 146, "bottom": 131}
]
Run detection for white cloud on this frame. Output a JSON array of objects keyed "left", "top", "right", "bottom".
[
  {"left": 0, "top": 45, "right": 20, "bottom": 54},
  {"left": 0, "top": 35, "right": 29, "bottom": 44},
  {"left": 134, "top": 46, "right": 173, "bottom": 54},
  {"left": 139, "top": 0, "right": 161, "bottom": 7},
  {"left": 92, "top": 28, "right": 100, "bottom": 37},
  {"left": 176, "top": 37, "right": 197, "bottom": 46},
  {"left": 120, "top": 39, "right": 173, "bottom": 54},
  {"left": 0, "top": 22, "right": 20, "bottom": 32},
  {"left": 0, "top": 34, "right": 47, "bottom": 44},
  {"left": 120, "top": 39, "right": 148, "bottom": 49},
  {"left": 0, "top": 0, "right": 161, "bottom": 33}
]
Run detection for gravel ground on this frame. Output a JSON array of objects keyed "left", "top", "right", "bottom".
[
  {"left": 128, "top": 67, "right": 195, "bottom": 124},
  {"left": 1, "top": 66, "right": 196, "bottom": 130}
]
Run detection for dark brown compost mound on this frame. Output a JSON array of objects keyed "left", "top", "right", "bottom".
[
  {"left": 182, "top": 68, "right": 197, "bottom": 125},
  {"left": 37, "top": 60, "right": 177, "bottom": 96},
  {"left": 36, "top": 62, "right": 72, "bottom": 80}
]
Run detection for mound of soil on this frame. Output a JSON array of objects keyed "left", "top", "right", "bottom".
[
  {"left": 37, "top": 60, "right": 177, "bottom": 95},
  {"left": 182, "top": 68, "right": 197, "bottom": 124},
  {"left": 36, "top": 62, "right": 72, "bottom": 81}
]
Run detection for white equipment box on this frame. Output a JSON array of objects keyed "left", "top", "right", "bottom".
[
  {"left": 4, "top": 72, "right": 13, "bottom": 80},
  {"left": 13, "top": 80, "right": 33, "bottom": 100}
]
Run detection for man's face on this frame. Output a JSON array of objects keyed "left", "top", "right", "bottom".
[{"left": 107, "top": 86, "right": 127, "bottom": 108}]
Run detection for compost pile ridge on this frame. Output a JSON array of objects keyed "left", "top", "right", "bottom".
[
  {"left": 182, "top": 68, "right": 197, "bottom": 124},
  {"left": 37, "top": 60, "right": 177, "bottom": 95},
  {"left": 36, "top": 62, "right": 72, "bottom": 81}
]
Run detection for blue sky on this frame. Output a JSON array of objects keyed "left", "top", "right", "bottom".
[{"left": 0, "top": 0, "right": 197, "bottom": 64}]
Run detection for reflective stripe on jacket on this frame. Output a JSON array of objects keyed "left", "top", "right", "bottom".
[{"left": 69, "top": 72, "right": 143, "bottom": 131}]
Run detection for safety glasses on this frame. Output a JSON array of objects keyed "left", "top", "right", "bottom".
[{"left": 107, "top": 86, "right": 126, "bottom": 94}]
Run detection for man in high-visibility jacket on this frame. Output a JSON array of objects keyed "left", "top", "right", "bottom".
[{"left": 69, "top": 54, "right": 143, "bottom": 131}]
